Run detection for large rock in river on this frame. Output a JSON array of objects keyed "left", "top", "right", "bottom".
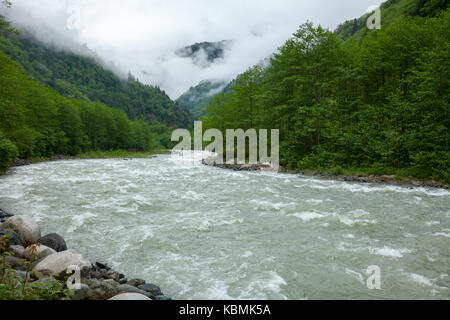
[
  {"left": 38, "top": 233, "right": 67, "bottom": 252},
  {"left": 0, "top": 215, "right": 41, "bottom": 246},
  {"left": 33, "top": 249, "right": 92, "bottom": 279}
]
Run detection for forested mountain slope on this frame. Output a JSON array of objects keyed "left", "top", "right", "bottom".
[
  {"left": 0, "top": 49, "right": 166, "bottom": 172},
  {"left": 0, "top": 32, "right": 193, "bottom": 128},
  {"left": 176, "top": 80, "right": 229, "bottom": 118},
  {"left": 335, "top": 0, "right": 448, "bottom": 41},
  {"left": 175, "top": 40, "right": 231, "bottom": 68},
  {"left": 202, "top": 2, "right": 449, "bottom": 182}
]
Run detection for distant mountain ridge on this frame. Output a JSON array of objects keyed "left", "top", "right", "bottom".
[
  {"left": 176, "top": 80, "right": 229, "bottom": 118},
  {"left": 175, "top": 40, "right": 232, "bottom": 68}
]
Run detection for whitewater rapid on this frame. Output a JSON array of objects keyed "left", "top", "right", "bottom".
[{"left": 0, "top": 154, "right": 449, "bottom": 299}]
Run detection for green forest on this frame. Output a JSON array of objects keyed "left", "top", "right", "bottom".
[
  {"left": 1, "top": 0, "right": 449, "bottom": 183},
  {"left": 202, "top": 0, "right": 449, "bottom": 182},
  {"left": 0, "top": 1, "right": 194, "bottom": 173},
  {"left": 0, "top": 35, "right": 192, "bottom": 128},
  {"left": 0, "top": 49, "right": 164, "bottom": 171}
]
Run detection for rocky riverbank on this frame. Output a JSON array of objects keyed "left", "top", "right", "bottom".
[
  {"left": 0, "top": 209, "right": 171, "bottom": 300},
  {"left": 202, "top": 157, "right": 273, "bottom": 172},
  {"left": 202, "top": 157, "right": 450, "bottom": 189}
]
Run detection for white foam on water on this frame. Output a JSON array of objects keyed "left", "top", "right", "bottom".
[
  {"left": 68, "top": 211, "right": 97, "bottom": 233},
  {"left": 338, "top": 216, "right": 377, "bottom": 226},
  {"left": 138, "top": 225, "right": 154, "bottom": 243},
  {"left": 202, "top": 280, "right": 234, "bottom": 300},
  {"left": 193, "top": 216, "right": 243, "bottom": 231},
  {"left": 263, "top": 271, "right": 288, "bottom": 299},
  {"left": 408, "top": 273, "right": 435, "bottom": 287},
  {"left": 345, "top": 268, "right": 364, "bottom": 284},
  {"left": 308, "top": 179, "right": 450, "bottom": 197},
  {"left": 431, "top": 230, "right": 450, "bottom": 238},
  {"left": 305, "top": 199, "right": 323, "bottom": 205},
  {"left": 369, "top": 246, "right": 412, "bottom": 258},
  {"left": 250, "top": 199, "right": 296, "bottom": 213},
  {"left": 1, "top": 156, "right": 449, "bottom": 300},
  {"left": 238, "top": 271, "right": 287, "bottom": 300},
  {"left": 289, "top": 211, "right": 328, "bottom": 222}
]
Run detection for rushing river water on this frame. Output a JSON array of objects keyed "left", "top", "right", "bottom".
[{"left": 0, "top": 153, "right": 449, "bottom": 300}]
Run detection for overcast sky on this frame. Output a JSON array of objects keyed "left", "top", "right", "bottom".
[{"left": 3, "top": 0, "right": 384, "bottom": 99}]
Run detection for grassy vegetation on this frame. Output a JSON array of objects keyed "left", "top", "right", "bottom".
[{"left": 0, "top": 234, "right": 73, "bottom": 300}]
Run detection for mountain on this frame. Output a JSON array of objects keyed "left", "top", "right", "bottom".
[
  {"left": 175, "top": 40, "right": 232, "bottom": 68},
  {"left": 335, "top": 0, "right": 448, "bottom": 41},
  {"left": 0, "top": 30, "right": 193, "bottom": 129},
  {"left": 176, "top": 80, "right": 229, "bottom": 118},
  {"left": 0, "top": 47, "right": 166, "bottom": 171}
]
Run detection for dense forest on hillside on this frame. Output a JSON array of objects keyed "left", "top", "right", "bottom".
[
  {"left": 176, "top": 80, "right": 229, "bottom": 118},
  {"left": 335, "top": 0, "right": 448, "bottom": 41},
  {"left": 0, "top": 49, "right": 165, "bottom": 172},
  {"left": 0, "top": 34, "right": 193, "bottom": 128},
  {"left": 0, "top": 0, "right": 195, "bottom": 172},
  {"left": 202, "top": 5, "right": 449, "bottom": 182}
]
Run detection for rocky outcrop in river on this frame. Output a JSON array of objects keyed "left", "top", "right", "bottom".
[
  {"left": 0, "top": 211, "right": 171, "bottom": 301},
  {"left": 202, "top": 157, "right": 273, "bottom": 171},
  {"left": 202, "top": 157, "right": 449, "bottom": 189}
]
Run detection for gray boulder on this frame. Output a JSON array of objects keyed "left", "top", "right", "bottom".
[
  {"left": 117, "top": 284, "right": 151, "bottom": 298},
  {"left": 9, "top": 245, "right": 26, "bottom": 258},
  {"left": 138, "top": 283, "right": 163, "bottom": 297},
  {"left": 0, "top": 209, "right": 13, "bottom": 223},
  {"left": 31, "top": 256, "right": 46, "bottom": 270},
  {"left": 84, "top": 279, "right": 120, "bottom": 300},
  {"left": 127, "top": 278, "right": 146, "bottom": 287},
  {"left": 72, "top": 284, "right": 90, "bottom": 300},
  {"left": 104, "top": 270, "right": 120, "bottom": 282},
  {"left": 0, "top": 229, "right": 23, "bottom": 248},
  {"left": 0, "top": 215, "right": 41, "bottom": 246},
  {"left": 24, "top": 244, "right": 57, "bottom": 260},
  {"left": 154, "top": 295, "right": 172, "bottom": 300},
  {"left": 37, "top": 233, "right": 67, "bottom": 252},
  {"left": 5, "top": 255, "right": 26, "bottom": 271},
  {"left": 33, "top": 249, "right": 92, "bottom": 279},
  {"left": 95, "top": 261, "right": 109, "bottom": 269},
  {"left": 109, "top": 293, "right": 151, "bottom": 300}
]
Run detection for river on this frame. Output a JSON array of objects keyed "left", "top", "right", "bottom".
[{"left": 0, "top": 153, "right": 449, "bottom": 299}]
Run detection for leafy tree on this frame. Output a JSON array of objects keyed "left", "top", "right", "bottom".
[
  {"left": 203, "top": 7, "right": 450, "bottom": 182},
  {"left": 0, "top": 130, "right": 18, "bottom": 172}
]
